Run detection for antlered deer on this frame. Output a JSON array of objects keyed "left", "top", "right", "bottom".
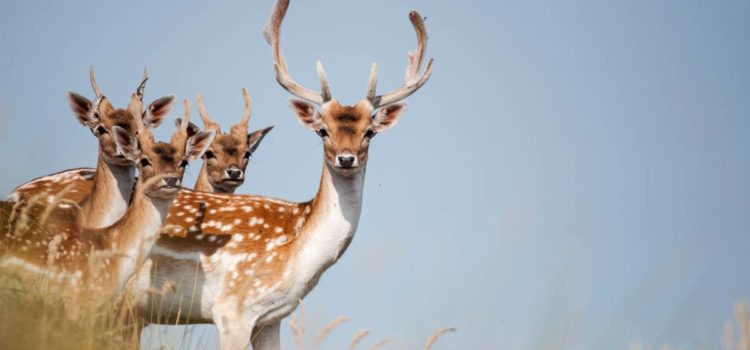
[
  {"left": 9, "top": 68, "right": 176, "bottom": 229},
  {"left": 128, "top": 1, "right": 433, "bottom": 349},
  {"left": 0, "top": 99, "right": 215, "bottom": 311},
  {"left": 191, "top": 88, "right": 273, "bottom": 194}
]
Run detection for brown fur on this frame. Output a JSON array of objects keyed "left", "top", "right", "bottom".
[
  {"left": 193, "top": 117, "right": 272, "bottom": 194},
  {"left": 0, "top": 106, "right": 212, "bottom": 306}
]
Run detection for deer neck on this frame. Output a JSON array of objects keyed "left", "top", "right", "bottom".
[
  {"left": 103, "top": 182, "right": 173, "bottom": 289},
  {"left": 81, "top": 153, "right": 135, "bottom": 228},
  {"left": 194, "top": 164, "right": 214, "bottom": 193},
  {"left": 294, "top": 162, "right": 365, "bottom": 282}
]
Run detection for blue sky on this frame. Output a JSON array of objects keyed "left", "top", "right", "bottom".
[{"left": 1, "top": 0, "right": 749, "bottom": 349}]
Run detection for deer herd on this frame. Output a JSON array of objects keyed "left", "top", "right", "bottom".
[{"left": 0, "top": 0, "right": 432, "bottom": 349}]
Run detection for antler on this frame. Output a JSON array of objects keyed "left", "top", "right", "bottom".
[
  {"left": 263, "top": 0, "right": 331, "bottom": 105},
  {"left": 89, "top": 66, "right": 102, "bottom": 98},
  {"left": 129, "top": 67, "right": 149, "bottom": 118},
  {"left": 136, "top": 67, "right": 148, "bottom": 100},
  {"left": 230, "top": 87, "right": 254, "bottom": 138},
  {"left": 196, "top": 93, "right": 221, "bottom": 132},
  {"left": 370, "top": 11, "right": 433, "bottom": 108},
  {"left": 240, "top": 87, "right": 252, "bottom": 126},
  {"left": 171, "top": 98, "right": 192, "bottom": 146}
]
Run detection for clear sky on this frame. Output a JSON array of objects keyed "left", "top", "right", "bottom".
[{"left": 1, "top": 0, "right": 749, "bottom": 349}]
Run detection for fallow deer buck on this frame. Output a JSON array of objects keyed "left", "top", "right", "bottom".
[
  {"left": 191, "top": 88, "right": 273, "bottom": 194},
  {"left": 8, "top": 67, "right": 176, "bottom": 229},
  {"left": 128, "top": 1, "right": 432, "bottom": 348},
  {"left": 0, "top": 99, "right": 215, "bottom": 312}
]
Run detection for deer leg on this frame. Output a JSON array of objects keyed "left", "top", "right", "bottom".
[
  {"left": 215, "top": 305, "right": 257, "bottom": 350},
  {"left": 251, "top": 321, "right": 280, "bottom": 350}
]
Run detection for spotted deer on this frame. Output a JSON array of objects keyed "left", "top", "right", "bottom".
[
  {"left": 8, "top": 67, "right": 176, "bottom": 229},
  {"left": 191, "top": 88, "right": 273, "bottom": 194},
  {"left": 0, "top": 99, "right": 215, "bottom": 311},
  {"left": 127, "top": 1, "right": 432, "bottom": 348}
]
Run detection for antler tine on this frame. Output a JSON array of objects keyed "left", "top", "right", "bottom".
[
  {"left": 240, "top": 87, "right": 252, "bottom": 126},
  {"left": 373, "top": 11, "right": 434, "bottom": 108},
  {"left": 196, "top": 93, "right": 221, "bottom": 132},
  {"left": 264, "top": 0, "right": 326, "bottom": 105},
  {"left": 89, "top": 65, "right": 102, "bottom": 98},
  {"left": 171, "top": 98, "right": 191, "bottom": 147},
  {"left": 130, "top": 93, "right": 149, "bottom": 143},
  {"left": 316, "top": 61, "right": 332, "bottom": 102},
  {"left": 136, "top": 67, "right": 148, "bottom": 100},
  {"left": 179, "top": 98, "right": 191, "bottom": 132},
  {"left": 366, "top": 62, "right": 378, "bottom": 102}
]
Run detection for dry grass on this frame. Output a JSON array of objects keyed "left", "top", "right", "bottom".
[
  {"left": 348, "top": 329, "right": 370, "bottom": 350},
  {"left": 423, "top": 327, "right": 457, "bottom": 350},
  {"left": 631, "top": 300, "right": 750, "bottom": 350},
  {"left": 1, "top": 200, "right": 459, "bottom": 350},
  {"left": 288, "top": 300, "right": 306, "bottom": 350},
  {"left": 724, "top": 301, "right": 750, "bottom": 350},
  {"left": 315, "top": 316, "right": 351, "bottom": 346},
  {"left": 0, "top": 271, "right": 140, "bottom": 350},
  {"left": 368, "top": 338, "right": 390, "bottom": 350},
  {"left": 0, "top": 200, "right": 141, "bottom": 350}
]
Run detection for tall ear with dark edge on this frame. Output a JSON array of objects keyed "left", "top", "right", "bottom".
[
  {"left": 68, "top": 92, "right": 97, "bottom": 128},
  {"left": 143, "top": 95, "right": 176, "bottom": 129},
  {"left": 288, "top": 98, "right": 323, "bottom": 131},
  {"left": 372, "top": 103, "right": 407, "bottom": 132},
  {"left": 185, "top": 130, "right": 216, "bottom": 161},
  {"left": 112, "top": 126, "right": 140, "bottom": 161},
  {"left": 175, "top": 118, "right": 201, "bottom": 138},
  {"left": 247, "top": 125, "right": 274, "bottom": 154}
]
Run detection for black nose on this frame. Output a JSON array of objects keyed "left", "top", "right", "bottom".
[
  {"left": 227, "top": 169, "right": 242, "bottom": 180},
  {"left": 338, "top": 156, "right": 355, "bottom": 168},
  {"left": 164, "top": 177, "right": 179, "bottom": 187}
]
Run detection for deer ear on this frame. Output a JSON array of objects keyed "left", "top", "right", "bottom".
[
  {"left": 185, "top": 130, "right": 216, "bottom": 162},
  {"left": 372, "top": 103, "right": 407, "bottom": 132},
  {"left": 175, "top": 118, "right": 201, "bottom": 138},
  {"left": 68, "top": 92, "right": 97, "bottom": 128},
  {"left": 112, "top": 126, "right": 140, "bottom": 161},
  {"left": 288, "top": 98, "right": 323, "bottom": 131},
  {"left": 247, "top": 125, "right": 274, "bottom": 154},
  {"left": 143, "top": 94, "right": 176, "bottom": 129}
]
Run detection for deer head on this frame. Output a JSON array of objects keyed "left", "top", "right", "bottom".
[
  {"left": 67, "top": 67, "right": 176, "bottom": 167},
  {"left": 263, "top": 0, "right": 432, "bottom": 176},
  {"left": 180, "top": 88, "right": 273, "bottom": 193},
  {"left": 113, "top": 98, "right": 215, "bottom": 199}
]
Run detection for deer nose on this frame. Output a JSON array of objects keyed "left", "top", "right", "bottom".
[
  {"left": 337, "top": 155, "right": 356, "bottom": 168},
  {"left": 164, "top": 177, "right": 180, "bottom": 187},
  {"left": 226, "top": 169, "right": 243, "bottom": 180}
]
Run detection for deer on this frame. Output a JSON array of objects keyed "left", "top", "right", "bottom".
[
  {"left": 126, "top": 1, "right": 433, "bottom": 348},
  {"left": 0, "top": 98, "right": 215, "bottom": 312},
  {"left": 191, "top": 88, "right": 273, "bottom": 194},
  {"left": 8, "top": 67, "right": 176, "bottom": 229}
]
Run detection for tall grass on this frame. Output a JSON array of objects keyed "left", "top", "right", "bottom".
[{"left": 0, "top": 200, "right": 457, "bottom": 349}]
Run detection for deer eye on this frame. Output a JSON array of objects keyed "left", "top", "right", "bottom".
[
  {"left": 204, "top": 150, "right": 216, "bottom": 159},
  {"left": 139, "top": 158, "right": 151, "bottom": 167},
  {"left": 244, "top": 151, "right": 252, "bottom": 160},
  {"left": 179, "top": 159, "right": 189, "bottom": 169},
  {"left": 93, "top": 126, "right": 108, "bottom": 136},
  {"left": 364, "top": 130, "right": 376, "bottom": 139},
  {"left": 316, "top": 128, "right": 329, "bottom": 138}
]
